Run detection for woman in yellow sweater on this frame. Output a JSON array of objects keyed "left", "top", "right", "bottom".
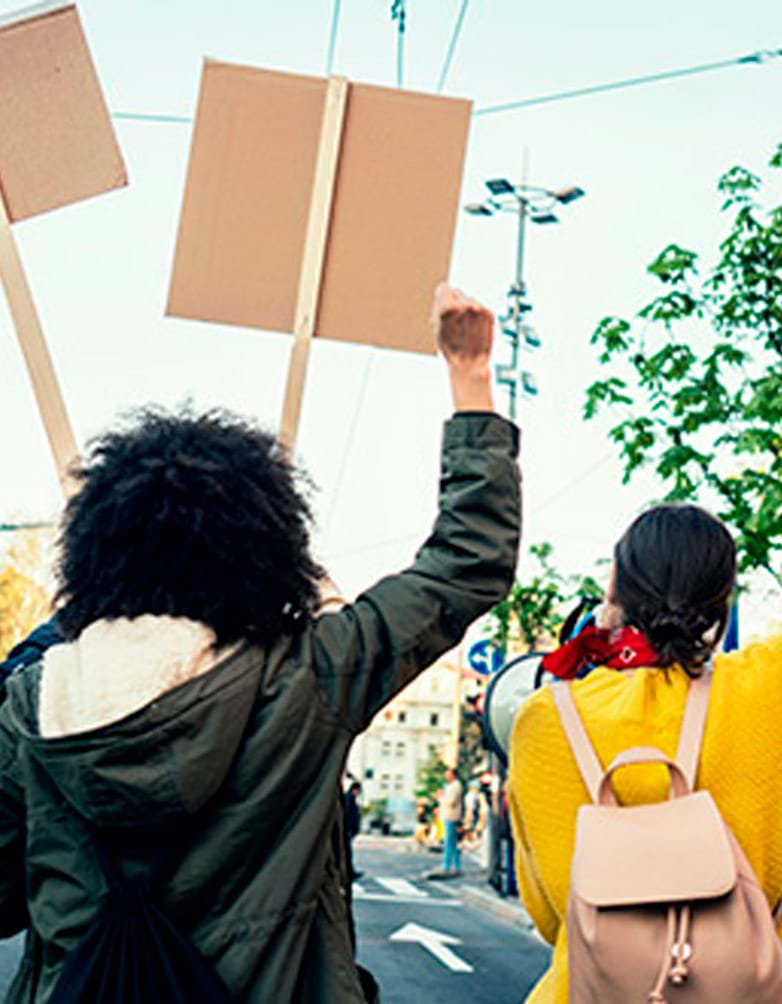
[{"left": 508, "top": 504, "right": 782, "bottom": 1003}]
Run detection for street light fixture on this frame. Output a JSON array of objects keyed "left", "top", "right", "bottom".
[
  {"left": 521, "top": 324, "right": 541, "bottom": 349},
  {"left": 463, "top": 177, "right": 585, "bottom": 419},
  {"left": 485, "top": 178, "right": 516, "bottom": 195},
  {"left": 551, "top": 185, "right": 586, "bottom": 205},
  {"left": 521, "top": 371, "right": 539, "bottom": 396},
  {"left": 529, "top": 211, "right": 559, "bottom": 225},
  {"left": 463, "top": 202, "right": 493, "bottom": 216}
]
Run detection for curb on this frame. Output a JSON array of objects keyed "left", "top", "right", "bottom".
[
  {"left": 355, "top": 835, "right": 539, "bottom": 933},
  {"left": 436, "top": 878, "right": 538, "bottom": 932}
]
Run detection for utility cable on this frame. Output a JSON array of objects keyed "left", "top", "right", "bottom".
[
  {"left": 112, "top": 111, "right": 192, "bottom": 124},
  {"left": 324, "top": 529, "right": 421, "bottom": 562},
  {"left": 324, "top": 350, "right": 375, "bottom": 539},
  {"left": 437, "top": 0, "right": 469, "bottom": 93},
  {"left": 474, "top": 47, "right": 782, "bottom": 117},
  {"left": 108, "top": 47, "right": 782, "bottom": 125},
  {"left": 325, "top": 0, "right": 342, "bottom": 76},
  {"left": 530, "top": 450, "right": 615, "bottom": 515},
  {"left": 0, "top": 522, "right": 54, "bottom": 532}
]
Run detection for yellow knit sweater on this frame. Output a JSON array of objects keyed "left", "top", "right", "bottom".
[{"left": 508, "top": 635, "right": 782, "bottom": 1004}]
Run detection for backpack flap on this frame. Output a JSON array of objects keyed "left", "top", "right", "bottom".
[{"left": 572, "top": 790, "right": 736, "bottom": 907}]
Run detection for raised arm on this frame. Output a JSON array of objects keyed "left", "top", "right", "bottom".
[{"left": 309, "top": 284, "right": 521, "bottom": 733}]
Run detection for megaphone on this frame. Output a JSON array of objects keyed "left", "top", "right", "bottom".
[
  {"left": 483, "top": 652, "right": 553, "bottom": 767},
  {"left": 483, "top": 601, "right": 603, "bottom": 766}
]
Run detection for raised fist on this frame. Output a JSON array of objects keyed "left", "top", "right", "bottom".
[{"left": 432, "top": 283, "right": 494, "bottom": 361}]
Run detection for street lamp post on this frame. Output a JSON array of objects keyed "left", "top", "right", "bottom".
[
  {"left": 464, "top": 179, "right": 584, "bottom": 894},
  {"left": 464, "top": 180, "right": 585, "bottom": 422}
]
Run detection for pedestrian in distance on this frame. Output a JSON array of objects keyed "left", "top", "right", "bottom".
[
  {"left": 412, "top": 798, "right": 432, "bottom": 847},
  {"left": 343, "top": 780, "right": 363, "bottom": 882},
  {"left": 509, "top": 504, "right": 782, "bottom": 1004},
  {"left": 462, "top": 779, "right": 487, "bottom": 850},
  {"left": 438, "top": 767, "right": 463, "bottom": 876},
  {"left": 0, "top": 283, "right": 521, "bottom": 1004}
]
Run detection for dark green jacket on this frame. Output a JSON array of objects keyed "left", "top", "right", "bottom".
[{"left": 0, "top": 414, "right": 520, "bottom": 1003}]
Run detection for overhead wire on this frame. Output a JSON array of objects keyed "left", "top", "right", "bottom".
[
  {"left": 325, "top": 0, "right": 342, "bottom": 76},
  {"left": 107, "top": 46, "right": 782, "bottom": 126},
  {"left": 530, "top": 451, "right": 616, "bottom": 515},
  {"left": 0, "top": 522, "right": 55, "bottom": 533},
  {"left": 474, "top": 47, "right": 782, "bottom": 117},
  {"left": 437, "top": 0, "right": 469, "bottom": 93},
  {"left": 111, "top": 111, "right": 192, "bottom": 124},
  {"left": 323, "top": 350, "right": 375, "bottom": 540},
  {"left": 324, "top": 530, "right": 421, "bottom": 562}
]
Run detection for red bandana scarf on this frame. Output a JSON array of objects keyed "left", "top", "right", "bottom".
[{"left": 540, "top": 623, "right": 659, "bottom": 681}]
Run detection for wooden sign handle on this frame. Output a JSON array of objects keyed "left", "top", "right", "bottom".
[
  {"left": 279, "top": 75, "right": 349, "bottom": 454},
  {"left": 0, "top": 190, "right": 79, "bottom": 499}
]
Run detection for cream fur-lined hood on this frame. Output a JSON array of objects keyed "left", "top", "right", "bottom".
[
  {"left": 4, "top": 616, "right": 262, "bottom": 828},
  {"left": 39, "top": 615, "right": 227, "bottom": 738}
]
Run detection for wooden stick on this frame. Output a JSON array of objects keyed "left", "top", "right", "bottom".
[
  {"left": 279, "top": 75, "right": 349, "bottom": 454},
  {"left": 0, "top": 191, "right": 79, "bottom": 499}
]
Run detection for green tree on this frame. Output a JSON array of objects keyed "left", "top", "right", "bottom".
[
  {"left": 458, "top": 702, "right": 485, "bottom": 784},
  {"left": 488, "top": 543, "right": 603, "bottom": 652},
  {"left": 415, "top": 744, "right": 448, "bottom": 811},
  {"left": 585, "top": 143, "right": 782, "bottom": 585},
  {"left": 0, "top": 532, "right": 52, "bottom": 657}
]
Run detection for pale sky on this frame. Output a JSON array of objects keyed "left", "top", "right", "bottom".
[{"left": 1, "top": 0, "right": 781, "bottom": 613}]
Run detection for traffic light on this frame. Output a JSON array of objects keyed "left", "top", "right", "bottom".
[
  {"left": 464, "top": 692, "right": 483, "bottom": 719},
  {"left": 464, "top": 692, "right": 488, "bottom": 748}
]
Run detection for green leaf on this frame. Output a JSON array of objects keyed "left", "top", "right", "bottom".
[
  {"left": 646, "top": 244, "right": 699, "bottom": 284},
  {"left": 584, "top": 377, "right": 633, "bottom": 419},
  {"left": 590, "top": 316, "right": 631, "bottom": 363},
  {"left": 583, "top": 140, "right": 782, "bottom": 586}
]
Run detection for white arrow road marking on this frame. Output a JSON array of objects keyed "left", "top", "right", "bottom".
[
  {"left": 375, "top": 877, "right": 428, "bottom": 898},
  {"left": 352, "top": 882, "right": 366, "bottom": 896},
  {"left": 389, "top": 922, "right": 474, "bottom": 973}
]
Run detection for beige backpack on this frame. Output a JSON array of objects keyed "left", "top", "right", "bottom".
[{"left": 552, "top": 673, "right": 782, "bottom": 1003}]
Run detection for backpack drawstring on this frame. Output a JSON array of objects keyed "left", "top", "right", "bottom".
[
  {"left": 648, "top": 905, "right": 692, "bottom": 1003},
  {"left": 670, "top": 905, "right": 692, "bottom": 985},
  {"left": 648, "top": 907, "right": 677, "bottom": 1003}
]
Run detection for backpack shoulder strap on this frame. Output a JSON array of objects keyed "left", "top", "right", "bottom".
[
  {"left": 675, "top": 669, "right": 713, "bottom": 790},
  {"left": 551, "top": 683, "right": 603, "bottom": 804},
  {"left": 552, "top": 670, "right": 713, "bottom": 802}
]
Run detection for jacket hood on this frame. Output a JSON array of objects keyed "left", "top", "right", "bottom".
[{"left": 5, "top": 617, "right": 263, "bottom": 829}]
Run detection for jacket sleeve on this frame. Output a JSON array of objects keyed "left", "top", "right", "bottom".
[
  {"left": 309, "top": 413, "right": 521, "bottom": 734},
  {"left": 0, "top": 701, "right": 27, "bottom": 937}
]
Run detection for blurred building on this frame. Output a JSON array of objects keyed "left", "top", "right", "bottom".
[{"left": 347, "top": 655, "right": 459, "bottom": 833}]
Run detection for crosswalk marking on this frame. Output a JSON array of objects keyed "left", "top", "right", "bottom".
[
  {"left": 352, "top": 875, "right": 460, "bottom": 907},
  {"left": 353, "top": 891, "right": 462, "bottom": 906},
  {"left": 375, "top": 877, "right": 429, "bottom": 898}
]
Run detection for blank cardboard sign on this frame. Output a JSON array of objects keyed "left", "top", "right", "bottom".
[
  {"left": 0, "top": 2, "right": 127, "bottom": 222},
  {"left": 167, "top": 62, "right": 471, "bottom": 355}
]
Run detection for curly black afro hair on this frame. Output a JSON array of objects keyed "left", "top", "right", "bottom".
[{"left": 55, "top": 406, "right": 325, "bottom": 647}]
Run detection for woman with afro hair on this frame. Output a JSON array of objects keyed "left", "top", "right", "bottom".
[{"left": 0, "top": 284, "right": 521, "bottom": 1004}]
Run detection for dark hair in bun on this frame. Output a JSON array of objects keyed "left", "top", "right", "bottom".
[{"left": 614, "top": 504, "right": 736, "bottom": 675}]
